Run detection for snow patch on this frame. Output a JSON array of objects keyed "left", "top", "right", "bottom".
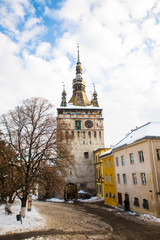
[
  {"left": 45, "top": 198, "right": 65, "bottom": 203},
  {"left": 0, "top": 199, "right": 44, "bottom": 235}
]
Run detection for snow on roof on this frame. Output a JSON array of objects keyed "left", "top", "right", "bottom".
[
  {"left": 99, "top": 149, "right": 112, "bottom": 158},
  {"left": 113, "top": 122, "right": 160, "bottom": 150},
  {"left": 57, "top": 103, "right": 102, "bottom": 110}
]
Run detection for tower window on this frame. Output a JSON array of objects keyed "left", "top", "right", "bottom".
[
  {"left": 99, "top": 132, "right": 101, "bottom": 139},
  {"left": 66, "top": 131, "right": 68, "bottom": 143},
  {"left": 94, "top": 131, "right": 96, "bottom": 137},
  {"left": 75, "top": 120, "right": 81, "bottom": 130},
  {"left": 84, "top": 152, "right": 89, "bottom": 158},
  {"left": 83, "top": 132, "right": 85, "bottom": 138},
  {"left": 88, "top": 131, "right": 91, "bottom": 138},
  {"left": 77, "top": 131, "right": 80, "bottom": 137}
]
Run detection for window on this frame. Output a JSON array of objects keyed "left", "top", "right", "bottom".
[
  {"left": 71, "top": 131, "right": 74, "bottom": 137},
  {"left": 143, "top": 199, "right": 149, "bottom": 209},
  {"left": 139, "top": 151, "right": 144, "bottom": 162},
  {"left": 156, "top": 149, "right": 160, "bottom": 161},
  {"left": 129, "top": 153, "right": 134, "bottom": 164},
  {"left": 109, "top": 192, "right": 111, "bottom": 198},
  {"left": 117, "top": 174, "right": 120, "bottom": 184},
  {"left": 105, "top": 175, "right": 108, "bottom": 183},
  {"left": 83, "top": 140, "right": 85, "bottom": 144},
  {"left": 83, "top": 132, "right": 85, "bottom": 138},
  {"left": 66, "top": 131, "right": 68, "bottom": 143},
  {"left": 110, "top": 174, "right": 113, "bottom": 183},
  {"left": 77, "top": 131, "right": 80, "bottom": 137},
  {"left": 106, "top": 193, "right": 108, "bottom": 197},
  {"left": 116, "top": 157, "right": 119, "bottom": 167},
  {"left": 109, "top": 159, "right": 111, "bottom": 168},
  {"left": 94, "top": 131, "right": 96, "bottom": 138},
  {"left": 123, "top": 174, "right": 127, "bottom": 184},
  {"left": 118, "top": 192, "right": 122, "bottom": 205},
  {"left": 113, "top": 194, "right": 115, "bottom": 199},
  {"left": 99, "top": 132, "right": 101, "bottom": 139},
  {"left": 140, "top": 173, "right": 146, "bottom": 185},
  {"left": 134, "top": 197, "right": 139, "bottom": 207},
  {"left": 121, "top": 156, "right": 125, "bottom": 166},
  {"left": 75, "top": 120, "right": 81, "bottom": 130},
  {"left": 104, "top": 161, "right": 106, "bottom": 168},
  {"left": 88, "top": 131, "right": 91, "bottom": 138},
  {"left": 84, "top": 152, "right": 89, "bottom": 158},
  {"left": 132, "top": 173, "right": 137, "bottom": 185}
]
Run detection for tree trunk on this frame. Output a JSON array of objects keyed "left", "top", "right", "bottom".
[{"left": 21, "top": 197, "right": 27, "bottom": 217}]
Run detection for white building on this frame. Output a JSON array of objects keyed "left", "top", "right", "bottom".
[{"left": 113, "top": 122, "right": 160, "bottom": 217}]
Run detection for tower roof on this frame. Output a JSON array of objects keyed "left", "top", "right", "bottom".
[{"left": 68, "top": 45, "right": 91, "bottom": 106}]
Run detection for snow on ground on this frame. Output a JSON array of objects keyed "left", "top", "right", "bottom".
[
  {"left": 0, "top": 198, "right": 44, "bottom": 235},
  {"left": 104, "top": 205, "right": 160, "bottom": 223},
  {"left": 78, "top": 196, "right": 104, "bottom": 202},
  {"left": 46, "top": 198, "right": 65, "bottom": 203}
]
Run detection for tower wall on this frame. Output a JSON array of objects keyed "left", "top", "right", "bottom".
[{"left": 57, "top": 107, "right": 104, "bottom": 193}]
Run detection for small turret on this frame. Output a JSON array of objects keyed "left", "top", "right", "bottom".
[
  {"left": 60, "top": 83, "right": 67, "bottom": 107},
  {"left": 91, "top": 84, "right": 99, "bottom": 107}
]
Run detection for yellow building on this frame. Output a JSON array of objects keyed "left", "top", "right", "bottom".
[
  {"left": 100, "top": 149, "right": 117, "bottom": 207},
  {"left": 95, "top": 148, "right": 110, "bottom": 198}
]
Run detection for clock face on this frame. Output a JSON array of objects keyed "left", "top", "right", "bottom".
[{"left": 85, "top": 120, "right": 93, "bottom": 128}]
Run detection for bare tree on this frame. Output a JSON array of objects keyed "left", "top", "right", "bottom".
[
  {"left": 0, "top": 97, "right": 73, "bottom": 217},
  {"left": 0, "top": 138, "right": 19, "bottom": 206}
]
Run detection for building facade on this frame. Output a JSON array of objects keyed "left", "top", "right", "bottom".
[
  {"left": 113, "top": 122, "right": 160, "bottom": 217},
  {"left": 100, "top": 149, "right": 117, "bottom": 207},
  {"left": 57, "top": 46, "right": 104, "bottom": 195},
  {"left": 95, "top": 148, "right": 109, "bottom": 198}
]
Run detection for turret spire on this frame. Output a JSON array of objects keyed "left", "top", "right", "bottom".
[
  {"left": 91, "top": 84, "right": 99, "bottom": 107},
  {"left": 60, "top": 82, "right": 67, "bottom": 107}
]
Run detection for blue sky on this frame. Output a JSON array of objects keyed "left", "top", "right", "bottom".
[{"left": 0, "top": 0, "right": 160, "bottom": 145}]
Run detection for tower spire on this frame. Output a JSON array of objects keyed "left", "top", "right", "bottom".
[
  {"left": 68, "top": 45, "right": 91, "bottom": 106},
  {"left": 77, "top": 43, "right": 80, "bottom": 63},
  {"left": 76, "top": 43, "right": 82, "bottom": 75}
]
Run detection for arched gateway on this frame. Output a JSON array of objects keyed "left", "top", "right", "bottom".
[{"left": 64, "top": 183, "right": 77, "bottom": 201}]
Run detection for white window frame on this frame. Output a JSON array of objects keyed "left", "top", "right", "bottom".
[
  {"left": 140, "top": 173, "right": 146, "bottom": 185},
  {"left": 129, "top": 153, "right": 134, "bottom": 164}
]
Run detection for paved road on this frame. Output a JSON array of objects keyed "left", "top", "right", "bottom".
[{"left": 1, "top": 200, "right": 160, "bottom": 240}]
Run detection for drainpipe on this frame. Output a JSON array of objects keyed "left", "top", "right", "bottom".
[{"left": 151, "top": 140, "right": 160, "bottom": 205}]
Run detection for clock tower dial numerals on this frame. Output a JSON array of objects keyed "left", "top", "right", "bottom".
[{"left": 85, "top": 120, "right": 93, "bottom": 128}]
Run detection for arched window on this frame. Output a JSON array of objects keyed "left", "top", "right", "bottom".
[
  {"left": 134, "top": 197, "right": 139, "bottom": 207},
  {"left": 66, "top": 131, "right": 68, "bottom": 143},
  {"left": 77, "top": 131, "right": 80, "bottom": 137},
  {"left": 143, "top": 199, "right": 149, "bottom": 209},
  {"left": 88, "top": 131, "right": 91, "bottom": 138}
]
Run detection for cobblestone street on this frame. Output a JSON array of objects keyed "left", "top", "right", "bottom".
[{"left": 1, "top": 200, "right": 160, "bottom": 240}]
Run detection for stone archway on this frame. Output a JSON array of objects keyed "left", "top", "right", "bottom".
[{"left": 64, "top": 183, "right": 77, "bottom": 201}]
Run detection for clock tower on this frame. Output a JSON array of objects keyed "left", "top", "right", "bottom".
[{"left": 57, "top": 46, "right": 104, "bottom": 195}]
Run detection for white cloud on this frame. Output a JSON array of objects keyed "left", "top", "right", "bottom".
[{"left": 1, "top": 0, "right": 160, "bottom": 146}]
